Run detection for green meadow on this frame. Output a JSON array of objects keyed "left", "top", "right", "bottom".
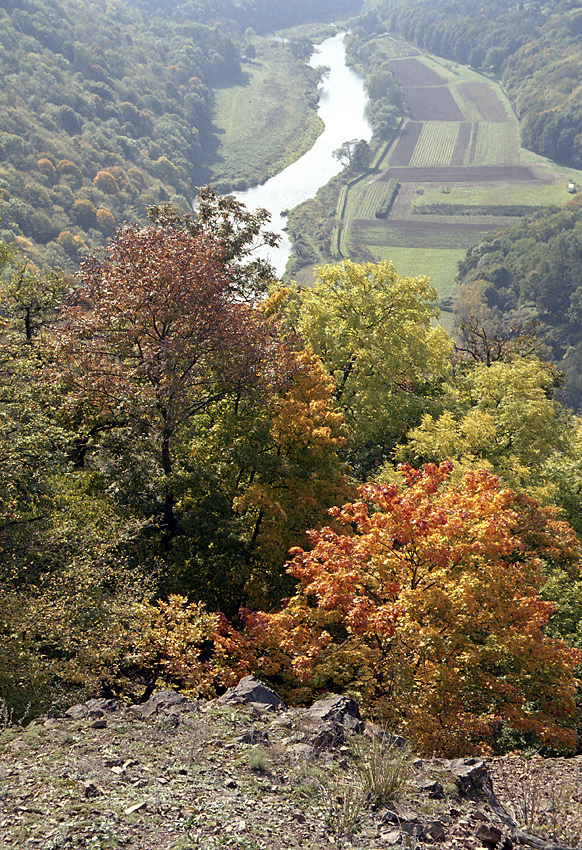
[{"left": 211, "top": 40, "right": 323, "bottom": 190}]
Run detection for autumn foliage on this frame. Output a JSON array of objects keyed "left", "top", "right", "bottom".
[{"left": 244, "top": 463, "right": 581, "bottom": 754}]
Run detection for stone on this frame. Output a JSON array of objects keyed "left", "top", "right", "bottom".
[
  {"left": 83, "top": 782, "right": 102, "bottom": 798},
  {"left": 475, "top": 823, "right": 513, "bottom": 849},
  {"left": 285, "top": 743, "right": 316, "bottom": 761},
  {"left": 418, "top": 779, "right": 445, "bottom": 799},
  {"left": 425, "top": 821, "right": 446, "bottom": 841},
  {"left": 129, "top": 689, "right": 191, "bottom": 720},
  {"left": 445, "top": 758, "right": 491, "bottom": 797},
  {"left": 237, "top": 729, "right": 270, "bottom": 745},
  {"left": 306, "top": 694, "right": 361, "bottom": 730},
  {"left": 85, "top": 698, "right": 120, "bottom": 715},
  {"left": 309, "top": 720, "right": 346, "bottom": 751},
  {"left": 90, "top": 718, "right": 107, "bottom": 729},
  {"left": 64, "top": 698, "right": 120, "bottom": 720},
  {"left": 65, "top": 704, "right": 89, "bottom": 720},
  {"left": 218, "top": 675, "right": 285, "bottom": 711}
]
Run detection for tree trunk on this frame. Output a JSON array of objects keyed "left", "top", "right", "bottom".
[{"left": 161, "top": 421, "right": 177, "bottom": 541}]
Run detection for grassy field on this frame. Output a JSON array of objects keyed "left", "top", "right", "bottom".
[
  {"left": 211, "top": 40, "right": 323, "bottom": 190},
  {"left": 471, "top": 122, "right": 519, "bottom": 165},
  {"left": 367, "top": 246, "right": 466, "bottom": 300},
  {"left": 411, "top": 181, "right": 577, "bottom": 207}
]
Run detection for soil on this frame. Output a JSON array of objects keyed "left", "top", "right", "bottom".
[
  {"left": 450, "top": 122, "right": 472, "bottom": 166},
  {"left": 401, "top": 86, "right": 465, "bottom": 122},
  {"left": 457, "top": 82, "right": 510, "bottom": 122},
  {"left": 381, "top": 165, "right": 541, "bottom": 183},
  {"left": 389, "top": 121, "right": 423, "bottom": 167},
  {"left": 388, "top": 57, "right": 446, "bottom": 87},
  {"left": 2, "top": 696, "right": 582, "bottom": 850}
]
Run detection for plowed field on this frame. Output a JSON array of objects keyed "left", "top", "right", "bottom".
[
  {"left": 389, "top": 122, "right": 422, "bottom": 166},
  {"left": 404, "top": 85, "right": 465, "bottom": 121},
  {"left": 389, "top": 56, "right": 446, "bottom": 86},
  {"left": 381, "top": 165, "right": 538, "bottom": 183}
]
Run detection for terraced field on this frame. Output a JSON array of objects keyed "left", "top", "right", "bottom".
[{"left": 338, "top": 39, "right": 581, "bottom": 302}]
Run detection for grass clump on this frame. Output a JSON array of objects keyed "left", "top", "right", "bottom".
[
  {"left": 248, "top": 747, "right": 270, "bottom": 774},
  {"left": 351, "top": 729, "right": 413, "bottom": 808}
]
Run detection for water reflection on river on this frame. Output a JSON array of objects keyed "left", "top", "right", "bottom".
[{"left": 234, "top": 32, "right": 372, "bottom": 277}]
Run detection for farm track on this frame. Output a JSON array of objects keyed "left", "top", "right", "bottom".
[{"left": 381, "top": 165, "right": 541, "bottom": 183}]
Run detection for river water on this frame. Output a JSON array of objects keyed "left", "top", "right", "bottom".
[{"left": 234, "top": 32, "right": 372, "bottom": 276}]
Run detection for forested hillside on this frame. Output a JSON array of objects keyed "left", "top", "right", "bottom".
[
  {"left": 362, "top": 0, "right": 582, "bottom": 170},
  {"left": 0, "top": 0, "right": 360, "bottom": 270}
]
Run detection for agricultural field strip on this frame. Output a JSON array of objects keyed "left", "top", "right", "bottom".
[
  {"left": 409, "top": 122, "right": 462, "bottom": 168},
  {"left": 340, "top": 43, "right": 556, "bottom": 288},
  {"left": 471, "top": 122, "right": 519, "bottom": 166},
  {"left": 346, "top": 180, "right": 394, "bottom": 220}
]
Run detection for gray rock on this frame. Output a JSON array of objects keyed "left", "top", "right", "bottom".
[
  {"left": 65, "top": 703, "right": 89, "bottom": 720},
  {"left": 306, "top": 694, "right": 361, "bottom": 730},
  {"left": 64, "top": 698, "right": 120, "bottom": 720},
  {"left": 83, "top": 782, "right": 102, "bottom": 798},
  {"left": 309, "top": 720, "right": 346, "bottom": 751},
  {"left": 218, "top": 675, "right": 285, "bottom": 711},
  {"left": 286, "top": 742, "right": 316, "bottom": 761},
  {"left": 425, "top": 820, "right": 446, "bottom": 841},
  {"left": 418, "top": 779, "right": 445, "bottom": 799},
  {"left": 129, "top": 689, "right": 191, "bottom": 720},
  {"left": 85, "top": 698, "right": 120, "bottom": 715},
  {"left": 237, "top": 729, "right": 270, "bottom": 745},
  {"left": 446, "top": 758, "right": 491, "bottom": 797}
]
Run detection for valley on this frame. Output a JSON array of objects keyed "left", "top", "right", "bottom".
[{"left": 333, "top": 36, "right": 582, "bottom": 302}]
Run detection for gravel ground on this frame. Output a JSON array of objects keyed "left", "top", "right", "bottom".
[{"left": 2, "top": 698, "right": 582, "bottom": 850}]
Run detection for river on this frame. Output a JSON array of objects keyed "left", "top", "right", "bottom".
[{"left": 234, "top": 31, "right": 372, "bottom": 276}]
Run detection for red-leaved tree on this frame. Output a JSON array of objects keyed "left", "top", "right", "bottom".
[{"left": 55, "top": 222, "right": 289, "bottom": 537}]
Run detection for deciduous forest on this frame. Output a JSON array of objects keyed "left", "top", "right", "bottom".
[{"left": 2, "top": 0, "right": 582, "bottom": 759}]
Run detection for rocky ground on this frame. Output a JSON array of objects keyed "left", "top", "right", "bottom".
[{"left": 1, "top": 677, "right": 582, "bottom": 850}]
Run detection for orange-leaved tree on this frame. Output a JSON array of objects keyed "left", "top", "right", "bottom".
[{"left": 244, "top": 462, "right": 582, "bottom": 755}]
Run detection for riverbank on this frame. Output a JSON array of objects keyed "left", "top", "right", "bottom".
[{"left": 210, "top": 37, "right": 325, "bottom": 194}]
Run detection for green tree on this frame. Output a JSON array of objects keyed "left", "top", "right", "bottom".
[
  {"left": 398, "top": 357, "right": 568, "bottom": 497},
  {"left": 289, "top": 260, "right": 452, "bottom": 475}
]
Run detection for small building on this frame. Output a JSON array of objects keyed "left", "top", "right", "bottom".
[{"left": 568, "top": 181, "right": 577, "bottom": 194}]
